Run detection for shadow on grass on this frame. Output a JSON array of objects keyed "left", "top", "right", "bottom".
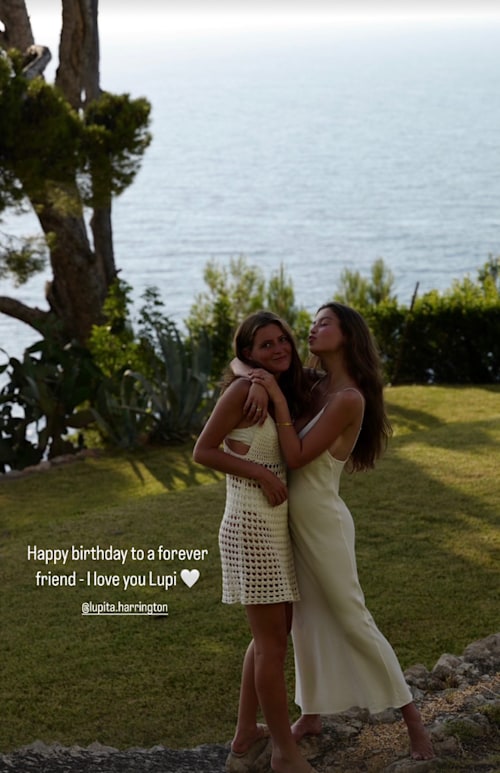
[
  {"left": 0, "top": 443, "right": 221, "bottom": 532},
  {"left": 345, "top": 397, "right": 499, "bottom": 665},
  {"left": 386, "top": 384, "right": 500, "bottom": 450},
  {"left": 125, "top": 442, "right": 221, "bottom": 491},
  {"left": 1, "top": 387, "right": 499, "bottom": 750}
]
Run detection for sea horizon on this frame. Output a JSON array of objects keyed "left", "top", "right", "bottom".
[{"left": 1, "top": 14, "right": 500, "bottom": 360}]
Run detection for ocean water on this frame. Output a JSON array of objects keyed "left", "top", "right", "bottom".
[{"left": 1, "top": 18, "right": 500, "bottom": 361}]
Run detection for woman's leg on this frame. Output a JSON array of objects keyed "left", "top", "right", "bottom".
[
  {"left": 230, "top": 640, "right": 268, "bottom": 754},
  {"left": 401, "top": 702, "right": 435, "bottom": 759},
  {"left": 246, "top": 603, "right": 315, "bottom": 773}
]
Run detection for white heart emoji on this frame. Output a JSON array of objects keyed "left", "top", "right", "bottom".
[{"left": 180, "top": 569, "right": 200, "bottom": 588}]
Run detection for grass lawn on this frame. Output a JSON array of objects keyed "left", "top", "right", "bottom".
[{"left": 0, "top": 385, "right": 499, "bottom": 752}]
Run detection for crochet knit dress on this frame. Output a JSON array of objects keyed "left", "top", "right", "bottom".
[{"left": 219, "top": 416, "right": 300, "bottom": 605}]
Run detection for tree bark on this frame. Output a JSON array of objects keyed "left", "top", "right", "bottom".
[
  {"left": 54, "top": 0, "right": 117, "bottom": 335},
  {"left": 0, "top": 0, "right": 33, "bottom": 50},
  {"left": 36, "top": 196, "right": 108, "bottom": 341},
  {"left": 0, "top": 0, "right": 118, "bottom": 346},
  {"left": 0, "top": 295, "right": 49, "bottom": 334},
  {"left": 56, "top": 0, "right": 100, "bottom": 109}
]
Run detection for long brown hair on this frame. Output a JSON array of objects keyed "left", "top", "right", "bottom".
[
  {"left": 223, "top": 310, "right": 309, "bottom": 420},
  {"left": 313, "top": 302, "right": 392, "bottom": 471}
]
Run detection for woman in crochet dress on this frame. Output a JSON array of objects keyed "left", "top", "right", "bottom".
[
  {"left": 245, "top": 303, "right": 434, "bottom": 762},
  {"left": 193, "top": 310, "right": 317, "bottom": 773}
]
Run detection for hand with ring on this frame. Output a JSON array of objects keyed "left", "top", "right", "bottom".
[{"left": 244, "top": 384, "right": 269, "bottom": 425}]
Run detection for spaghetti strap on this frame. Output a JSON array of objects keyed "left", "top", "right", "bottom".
[
  {"left": 298, "top": 389, "right": 364, "bottom": 449},
  {"left": 340, "top": 387, "right": 365, "bottom": 403},
  {"left": 340, "top": 388, "right": 365, "bottom": 457}
]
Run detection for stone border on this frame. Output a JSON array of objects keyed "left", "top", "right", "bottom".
[
  {"left": 1, "top": 634, "right": 498, "bottom": 773},
  {"left": 0, "top": 448, "right": 103, "bottom": 481}
]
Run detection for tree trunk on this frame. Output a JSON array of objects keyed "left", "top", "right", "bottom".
[
  {"left": 0, "top": 0, "right": 117, "bottom": 346},
  {"left": 0, "top": 0, "right": 33, "bottom": 50},
  {"left": 56, "top": 0, "right": 100, "bottom": 109},
  {"left": 37, "top": 197, "right": 108, "bottom": 341}
]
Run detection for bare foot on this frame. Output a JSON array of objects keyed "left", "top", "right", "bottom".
[
  {"left": 291, "top": 714, "right": 322, "bottom": 742},
  {"left": 407, "top": 720, "right": 435, "bottom": 760},
  {"left": 230, "top": 722, "right": 269, "bottom": 756}
]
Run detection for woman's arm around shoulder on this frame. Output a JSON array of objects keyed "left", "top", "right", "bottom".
[
  {"left": 285, "top": 388, "right": 363, "bottom": 468},
  {"left": 192, "top": 379, "right": 288, "bottom": 506},
  {"left": 249, "top": 371, "right": 363, "bottom": 469}
]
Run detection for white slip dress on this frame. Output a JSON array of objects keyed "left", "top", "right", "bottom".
[{"left": 289, "top": 390, "right": 413, "bottom": 714}]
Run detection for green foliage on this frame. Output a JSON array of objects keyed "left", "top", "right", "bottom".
[
  {"left": 365, "top": 257, "right": 500, "bottom": 384},
  {"left": 0, "top": 49, "right": 151, "bottom": 285},
  {"left": 0, "top": 233, "right": 47, "bottom": 285},
  {"left": 1, "top": 254, "right": 499, "bottom": 471},
  {"left": 125, "top": 320, "right": 214, "bottom": 445},
  {"left": 185, "top": 256, "right": 312, "bottom": 381},
  {"left": 0, "top": 279, "right": 214, "bottom": 469},
  {"left": 0, "top": 338, "right": 101, "bottom": 471},
  {"left": 82, "top": 91, "right": 152, "bottom": 204},
  {"left": 186, "top": 256, "right": 264, "bottom": 379},
  {"left": 89, "top": 285, "right": 214, "bottom": 448},
  {"left": 334, "top": 257, "right": 396, "bottom": 312},
  {"left": 88, "top": 280, "right": 153, "bottom": 379},
  {"left": 89, "top": 371, "right": 153, "bottom": 450},
  {"left": 181, "top": 255, "right": 500, "bottom": 387},
  {"left": 0, "top": 73, "right": 81, "bottom": 199},
  {"left": 0, "top": 53, "right": 151, "bottom": 206},
  {"left": 439, "top": 255, "right": 500, "bottom": 304},
  {"left": 477, "top": 255, "right": 500, "bottom": 295},
  {"left": 86, "top": 283, "right": 161, "bottom": 447}
]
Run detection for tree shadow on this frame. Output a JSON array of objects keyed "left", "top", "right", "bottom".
[{"left": 123, "top": 442, "right": 221, "bottom": 491}]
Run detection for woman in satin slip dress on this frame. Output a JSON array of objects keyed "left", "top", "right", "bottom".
[
  {"left": 193, "top": 311, "right": 318, "bottom": 773},
  {"left": 247, "top": 303, "right": 434, "bottom": 761}
]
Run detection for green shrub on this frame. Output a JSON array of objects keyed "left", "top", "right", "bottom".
[
  {"left": 0, "top": 337, "right": 100, "bottom": 470},
  {"left": 185, "top": 257, "right": 312, "bottom": 383}
]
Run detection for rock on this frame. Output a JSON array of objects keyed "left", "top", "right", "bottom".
[
  {"left": 404, "top": 663, "right": 432, "bottom": 690},
  {"left": 385, "top": 760, "right": 435, "bottom": 772},
  {"left": 463, "top": 633, "right": 500, "bottom": 672},
  {"left": 0, "top": 634, "right": 498, "bottom": 772},
  {"left": 431, "top": 653, "right": 462, "bottom": 682}
]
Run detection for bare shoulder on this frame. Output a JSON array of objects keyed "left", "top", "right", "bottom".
[
  {"left": 223, "top": 377, "right": 252, "bottom": 402},
  {"left": 327, "top": 387, "right": 364, "bottom": 417},
  {"left": 205, "top": 377, "right": 250, "bottom": 428},
  {"left": 339, "top": 387, "right": 365, "bottom": 404}
]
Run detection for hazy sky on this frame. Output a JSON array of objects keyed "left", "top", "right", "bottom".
[
  {"left": 27, "top": 0, "right": 500, "bottom": 47},
  {"left": 31, "top": 0, "right": 500, "bottom": 22}
]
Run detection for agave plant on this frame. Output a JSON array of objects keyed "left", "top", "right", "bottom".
[
  {"left": 126, "top": 319, "right": 214, "bottom": 444},
  {"left": 0, "top": 339, "right": 99, "bottom": 471}
]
